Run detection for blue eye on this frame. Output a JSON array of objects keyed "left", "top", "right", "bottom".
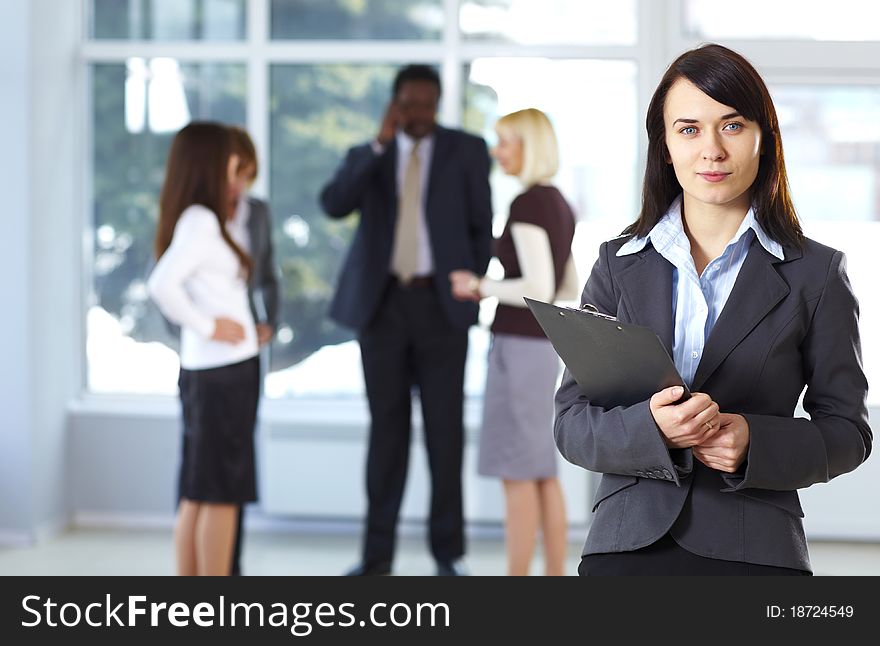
[
  {"left": 723, "top": 122, "right": 742, "bottom": 131},
  {"left": 680, "top": 126, "right": 697, "bottom": 135}
]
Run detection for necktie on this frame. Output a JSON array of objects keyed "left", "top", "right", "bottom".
[{"left": 391, "top": 141, "right": 421, "bottom": 282}]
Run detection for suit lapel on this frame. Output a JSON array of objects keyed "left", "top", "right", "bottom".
[
  {"left": 617, "top": 247, "right": 675, "bottom": 356},
  {"left": 380, "top": 140, "right": 398, "bottom": 236},
  {"left": 245, "top": 198, "right": 260, "bottom": 256},
  {"left": 690, "top": 238, "right": 792, "bottom": 391},
  {"left": 425, "top": 127, "right": 451, "bottom": 228}
]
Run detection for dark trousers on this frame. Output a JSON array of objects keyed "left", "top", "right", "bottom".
[
  {"left": 579, "top": 533, "right": 811, "bottom": 576},
  {"left": 358, "top": 279, "right": 469, "bottom": 566}
]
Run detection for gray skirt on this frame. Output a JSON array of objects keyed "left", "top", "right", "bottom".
[{"left": 477, "top": 333, "right": 561, "bottom": 480}]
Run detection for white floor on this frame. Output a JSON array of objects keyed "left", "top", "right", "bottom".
[{"left": 2, "top": 525, "right": 879, "bottom": 576}]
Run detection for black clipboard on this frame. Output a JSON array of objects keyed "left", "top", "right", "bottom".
[{"left": 524, "top": 297, "right": 690, "bottom": 408}]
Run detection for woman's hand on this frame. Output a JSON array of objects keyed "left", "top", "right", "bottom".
[
  {"left": 649, "top": 386, "right": 721, "bottom": 449},
  {"left": 211, "top": 317, "right": 246, "bottom": 344},
  {"left": 449, "top": 270, "right": 481, "bottom": 302},
  {"left": 692, "top": 413, "right": 750, "bottom": 473}
]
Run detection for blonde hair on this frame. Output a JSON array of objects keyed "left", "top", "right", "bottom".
[{"left": 495, "top": 108, "right": 559, "bottom": 187}]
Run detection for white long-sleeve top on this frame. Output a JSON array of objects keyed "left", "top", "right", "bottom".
[
  {"left": 480, "top": 222, "right": 579, "bottom": 306},
  {"left": 147, "top": 204, "right": 258, "bottom": 370}
]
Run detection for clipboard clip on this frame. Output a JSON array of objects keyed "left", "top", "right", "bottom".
[{"left": 581, "top": 303, "right": 618, "bottom": 322}]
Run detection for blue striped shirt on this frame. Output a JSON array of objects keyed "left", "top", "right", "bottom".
[{"left": 616, "top": 196, "right": 784, "bottom": 387}]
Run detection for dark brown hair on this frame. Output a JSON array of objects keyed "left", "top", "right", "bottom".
[
  {"left": 625, "top": 43, "right": 803, "bottom": 248},
  {"left": 154, "top": 121, "right": 252, "bottom": 277},
  {"left": 228, "top": 124, "right": 258, "bottom": 180}
]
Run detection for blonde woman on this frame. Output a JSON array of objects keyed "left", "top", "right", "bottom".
[{"left": 450, "top": 108, "right": 578, "bottom": 575}]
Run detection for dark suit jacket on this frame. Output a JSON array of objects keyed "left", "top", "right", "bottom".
[
  {"left": 554, "top": 234, "right": 872, "bottom": 572},
  {"left": 320, "top": 126, "right": 493, "bottom": 331}
]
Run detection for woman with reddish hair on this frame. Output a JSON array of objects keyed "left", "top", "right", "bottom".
[{"left": 148, "top": 121, "right": 260, "bottom": 576}]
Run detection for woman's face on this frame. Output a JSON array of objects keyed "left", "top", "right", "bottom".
[
  {"left": 492, "top": 129, "right": 523, "bottom": 177},
  {"left": 230, "top": 161, "right": 256, "bottom": 202},
  {"left": 663, "top": 78, "right": 762, "bottom": 214},
  {"left": 227, "top": 153, "right": 241, "bottom": 186}
]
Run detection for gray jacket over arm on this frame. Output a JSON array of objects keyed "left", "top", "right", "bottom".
[{"left": 245, "top": 197, "right": 281, "bottom": 331}]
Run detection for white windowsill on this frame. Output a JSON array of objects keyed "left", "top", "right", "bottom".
[{"left": 67, "top": 392, "right": 488, "bottom": 435}]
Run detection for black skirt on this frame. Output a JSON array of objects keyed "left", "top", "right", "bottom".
[{"left": 177, "top": 356, "right": 260, "bottom": 504}]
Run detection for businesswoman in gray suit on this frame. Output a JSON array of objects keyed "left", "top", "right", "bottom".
[{"left": 555, "top": 43, "right": 872, "bottom": 575}]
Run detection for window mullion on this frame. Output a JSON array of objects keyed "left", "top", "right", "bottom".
[
  {"left": 441, "top": 0, "right": 462, "bottom": 126},
  {"left": 249, "top": 0, "right": 270, "bottom": 198}
]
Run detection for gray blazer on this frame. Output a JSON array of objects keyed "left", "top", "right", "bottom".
[
  {"left": 554, "top": 235, "right": 872, "bottom": 572},
  {"left": 245, "top": 196, "right": 281, "bottom": 331}
]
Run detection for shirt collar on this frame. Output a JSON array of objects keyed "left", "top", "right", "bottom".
[
  {"left": 617, "top": 195, "right": 784, "bottom": 261},
  {"left": 396, "top": 130, "right": 433, "bottom": 155},
  {"left": 230, "top": 195, "right": 249, "bottom": 228}
]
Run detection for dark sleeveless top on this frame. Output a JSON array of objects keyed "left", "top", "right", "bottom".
[{"left": 491, "top": 185, "right": 576, "bottom": 338}]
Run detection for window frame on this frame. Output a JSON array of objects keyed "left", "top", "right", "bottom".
[
  {"left": 79, "top": 0, "right": 880, "bottom": 410},
  {"left": 79, "top": 0, "right": 653, "bottom": 406}
]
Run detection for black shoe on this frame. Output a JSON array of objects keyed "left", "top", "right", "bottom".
[
  {"left": 344, "top": 561, "right": 392, "bottom": 576},
  {"left": 436, "top": 559, "right": 469, "bottom": 576}
]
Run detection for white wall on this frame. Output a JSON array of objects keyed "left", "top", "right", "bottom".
[
  {"left": 67, "top": 398, "right": 591, "bottom": 533},
  {"left": 0, "top": 0, "right": 34, "bottom": 542},
  {"left": 0, "top": 0, "right": 81, "bottom": 543},
  {"left": 29, "top": 0, "right": 83, "bottom": 539},
  {"left": 66, "top": 400, "right": 879, "bottom": 541}
]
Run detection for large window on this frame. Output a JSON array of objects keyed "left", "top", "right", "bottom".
[
  {"left": 89, "top": 61, "right": 246, "bottom": 394},
  {"left": 264, "top": 64, "right": 395, "bottom": 397},
  {"left": 460, "top": 0, "right": 637, "bottom": 44},
  {"left": 83, "top": 0, "right": 880, "bottom": 405},
  {"left": 270, "top": 0, "right": 443, "bottom": 40},
  {"left": 685, "top": 0, "right": 880, "bottom": 41},
  {"left": 770, "top": 84, "right": 880, "bottom": 401},
  {"left": 84, "top": 0, "right": 641, "bottom": 398},
  {"left": 91, "top": 0, "right": 247, "bottom": 40}
]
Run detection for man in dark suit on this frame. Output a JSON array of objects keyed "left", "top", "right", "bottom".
[{"left": 320, "top": 65, "right": 493, "bottom": 576}]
